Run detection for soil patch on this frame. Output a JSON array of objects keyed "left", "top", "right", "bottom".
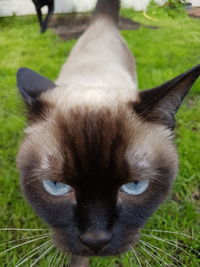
[
  {"left": 187, "top": 7, "right": 200, "bottom": 18},
  {"left": 49, "top": 14, "right": 157, "bottom": 40}
]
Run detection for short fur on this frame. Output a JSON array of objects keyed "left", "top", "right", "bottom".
[
  {"left": 18, "top": 106, "right": 177, "bottom": 257},
  {"left": 16, "top": 0, "right": 200, "bottom": 265}
]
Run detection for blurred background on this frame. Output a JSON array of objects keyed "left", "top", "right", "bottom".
[
  {"left": 0, "top": 0, "right": 173, "bottom": 16},
  {"left": 0, "top": 0, "right": 200, "bottom": 266}
]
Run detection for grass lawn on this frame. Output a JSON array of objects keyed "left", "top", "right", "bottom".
[{"left": 0, "top": 5, "right": 200, "bottom": 267}]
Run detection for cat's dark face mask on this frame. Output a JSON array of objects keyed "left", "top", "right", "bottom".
[
  {"left": 16, "top": 65, "right": 200, "bottom": 256},
  {"left": 17, "top": 105, "right": 177, "bottom": 256},
  {"left": 18, "top": 146, "right": 175, "bottom": 257}
]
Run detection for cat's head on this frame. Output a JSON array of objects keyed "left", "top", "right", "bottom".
[{"left": 16, "top": 66, "right": 200, "bottom": 256}]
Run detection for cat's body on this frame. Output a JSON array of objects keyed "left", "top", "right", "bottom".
[
  {"left": 16, "top": 0, "right": 200, "bottom": 266},
  {"left": 56, "top": 13, "right": 137, "bottom": 94}
]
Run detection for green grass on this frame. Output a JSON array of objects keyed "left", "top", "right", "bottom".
[{"left": 0, "top": 5, "right": 200, "bottom": 267}]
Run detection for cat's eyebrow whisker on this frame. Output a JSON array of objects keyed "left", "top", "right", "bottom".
[
  {"left": 129, "top": 245, "right": 142, "bottom": 267},
  {"left": 0, "top": 233, "right": 50, "bottom": 247},
  {"left": 150, "top": 177, "right": 166, "bottom": 186},
  {"left": 142, "top": 233, "right": 200, "bottom": 259},
  {"left": 15, "top": 240, "right": 51, "bottom": 267},
  {"left": 0, "top": 235, "right": 49, "bottom": 255},
  {"left": 140, "top": 239, "right": 187, "bottom": 266},
  {"left": 139, "top": 239, "right": 169, "bottom": 266},
  {"left": 139, "top": 241, "right": 163, "bottom": 266},
  {"left": 0, "top": 228, "right": 48, "bottom": 231},
  {"left": 24, "top": 176, "right": 40, "bottom": 186},
  {"left": 142, "top": 229, "right": 200, "bottom": 242},
  {"left": 30, "top": 244, "right": 54, "bottom": 267}
]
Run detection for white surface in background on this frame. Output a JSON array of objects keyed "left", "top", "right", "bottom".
[
  {"left": 188, "top": 0, "right": 200, "bottom": 7},
  {"left": 1, "top": 0, "right": 199, "bottom": 17}
]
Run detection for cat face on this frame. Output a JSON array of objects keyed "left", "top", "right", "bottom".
[
  {"left": 17, "top": 64, "right": 200, "bottom": 256},
  {"left": 17, "top": 96, "right": 178, "bottom": 256}
]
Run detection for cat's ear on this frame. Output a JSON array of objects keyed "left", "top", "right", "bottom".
[
  {"left": 133, "top": 65, "right": 200, "bottom": 130},
  {"left": 17, "top": 68, "right": 56, "bottom": 105}
]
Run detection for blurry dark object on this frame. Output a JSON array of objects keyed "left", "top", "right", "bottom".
[
  {"left": 185, "top": 2, "right": 192, "bottom": 10},
  {"left": 32, "top": 0, "right": 54, "bottom": 33},
  {"left": 49, "top": 14, "right": 158, "bottom": 41},
  {"left": 188, "top": 7, "right": 200, "bottom": 18},
  {"left": 165, "top": 0, "right": 187, "bottom": 9}
]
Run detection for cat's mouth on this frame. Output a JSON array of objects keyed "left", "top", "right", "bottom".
[
  {"left": 52, "top": 228, "right": 139, "bottom": 257},
  {"left": 61, "top": 242, "right": 136, "bottom": 257}
]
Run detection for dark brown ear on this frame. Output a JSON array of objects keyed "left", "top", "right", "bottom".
[
  {"left": 17, "top": 68, "right": 56, "bottom": 105},
  {"left": 133, "top": 65, "right": 200, "bottom": 130}
]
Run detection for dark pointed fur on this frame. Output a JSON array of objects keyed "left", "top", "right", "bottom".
[
  {"left": 17, "top": 68, "right": 55, "bottom": 105},
  {"left": 133, "top": 64, "right": 200, "bottom": 129},
  {"left": 92, "top": 0, "right": 120, "bottom": 23}
]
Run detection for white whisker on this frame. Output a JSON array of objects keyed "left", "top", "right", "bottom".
[
  {"left": 0, "top": 228, "right": 48, "bottom": 231},
  {"left": 142, "top": 229, "right": 200, "bottom": 242},
  {"left": 140, "top": 239, "right": 187, "bottom": 266},
  {"left": 135, "top": 247, "right": 151, "bottom": 266},
  {"left": 61, "top": 255, "right": 66, "bottom": 267},
  {"left": 48, "top": 250, "right": 60, "bottom": 267},
  {"left": 47, "top": 250, "right": 57, "bottom": 267},
  {"left": 127, "top": 255, "right": 134, "bottom": 266},
  {"left": 0, "top": 233, "right": 50, "bottom": 247},
  {"left": 55, "top": 251, "right": 63, "bottom": 267},
  {"left": 0, "top": 235, "right": 49, "bottom": 255},
  {"left": 139, "top": 241, "right": 163, "bottom": 266},
  {"left": 30, "top": 244, "right": 54, "bottom": 267},
  {"left": 15, "top": 240, "right": 51, "bottom": 267},
  {"left": 130, "top": 245, "right": 142, "bottom": 267},
  {"left": 142, "top": 233, "right": 200, "bottom": 261},
  {"left": 61, "top": 254, "right": 68, "bottom": 267}
]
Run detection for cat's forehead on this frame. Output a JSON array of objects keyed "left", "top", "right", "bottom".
[
  {"left": 40, "top": 85, "right": 138, "bottom": 110},
  {"left": 23, "top": 106, "right": 175, "bottom": 184}
]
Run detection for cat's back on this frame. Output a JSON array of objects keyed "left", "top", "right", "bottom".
[{"left": 56, "top": 7, "right": 137, "bottom": 95}]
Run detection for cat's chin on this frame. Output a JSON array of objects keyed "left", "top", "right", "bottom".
[
  {"left": 52, "top": 226, "right": 139, "bottom": 257},
  {"left": 54, "top": 238, "right": 138, "bottom": 257},
  {"left": 65, "top": 246, "right": 132, "bottom": 257},
  {"left": 54, "top": 245, "right": 126, "bottom": 257}
]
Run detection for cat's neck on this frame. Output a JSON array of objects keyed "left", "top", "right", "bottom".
[
  {"left": 41, "top": 83, "right": 138, "bottom": 111},
  {"left": 56, "top": 16, "right": 138, "bottom": 93}
]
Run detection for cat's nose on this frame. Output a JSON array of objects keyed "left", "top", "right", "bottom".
[{"left": 79, "top": 230, "right": 112, "bottom": 253}]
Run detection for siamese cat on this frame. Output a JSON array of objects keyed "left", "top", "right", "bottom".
[{"left": 16, "top": 0, "right": 200, "bottom": 266}]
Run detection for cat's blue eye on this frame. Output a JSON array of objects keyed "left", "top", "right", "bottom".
[
  {"left": 120, "top": 180, "right": 149, "bottom": 196},
  {"left": 42, "top": 179, "right": 72, "bottom": 196}
]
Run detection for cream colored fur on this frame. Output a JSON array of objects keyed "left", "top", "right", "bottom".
[{"left": 45, "top": 16, "right": 138, "bottom": 108}]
